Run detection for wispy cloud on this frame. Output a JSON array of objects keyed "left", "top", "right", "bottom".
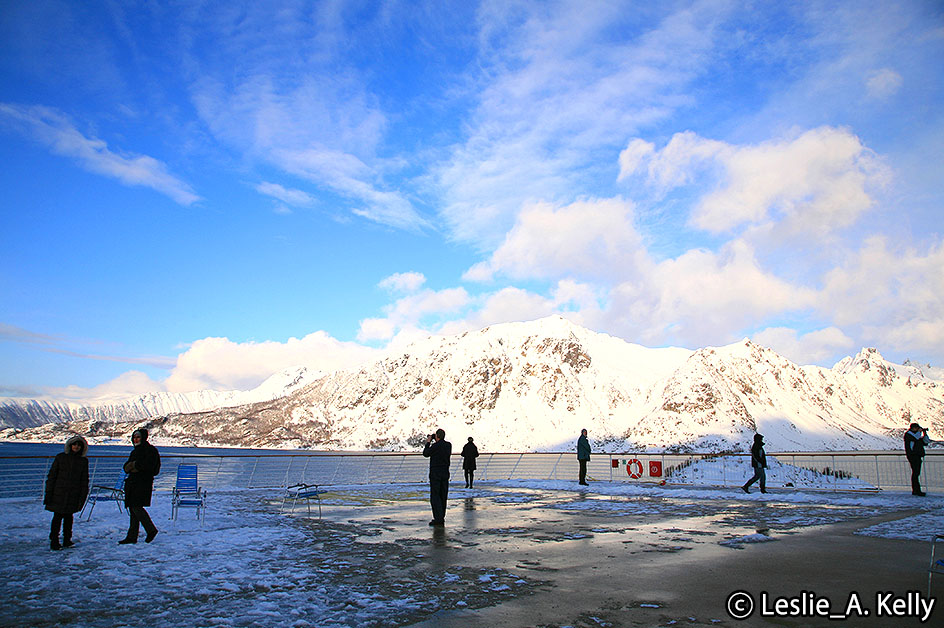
[
  {"left": 0, "top": 322, "right": 175, "bottom": 369},
  {"left": 254, "top": 181, "right": 316, "bottom": 208},
  {"left": 182, "top": 5, "right": 429, "bottom": 232},
  {"left": 0, "top": 103, "right": 200, "bottom": 205},
  {"left": 436, "top": 1, "right": 730, "bottom": 247}
]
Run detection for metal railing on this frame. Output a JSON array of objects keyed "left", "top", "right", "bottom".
[{"left": 2, "top": 451, "right": 939, "bottom": 500}]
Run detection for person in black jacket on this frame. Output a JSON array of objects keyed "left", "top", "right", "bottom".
[
  {"left": 742, "top": 433, "right": 768, "bottom": 494},
  {"left": 422, "top": 428, "right": 452, "bottom": 526},
  {"left": 119, "top": 428, "right": 161, "bottom": 544},
  {"left": 461, "top": 437, "right": 479, "bottom": 488},
  {"left": 904, "top": 422, "right": 931, "bottom": 496},
  {"left": 577, "top": 429, "right": 591, "bottom": 485},
  {"left": 44, "top": 435, "right": 90, "bottom": 550}
]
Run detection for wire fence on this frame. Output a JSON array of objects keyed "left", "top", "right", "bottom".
[{"left": 1, "top": 451, "right": 940, "bottom": 501}]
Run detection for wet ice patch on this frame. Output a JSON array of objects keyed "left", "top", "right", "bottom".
[
  {"left": 719, "top": 533, "right": 776, "bottom": 549},
  {"left": 856, "top": 509, "right": 944, "bottom": 541}
]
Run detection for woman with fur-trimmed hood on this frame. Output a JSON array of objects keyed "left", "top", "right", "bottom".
[{"left": 44, "top": 434, "right": 89, "bottom": 550}]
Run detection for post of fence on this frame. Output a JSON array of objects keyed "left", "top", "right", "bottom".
[
  {"left": 874, "top": 455, "right": 881, "bottom": 491},
  {"left": 213, "top": 456, "right": 224, "bottom": 490}
]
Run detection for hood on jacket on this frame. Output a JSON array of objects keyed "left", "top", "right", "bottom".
[
  {"left": 64, "top": 434, "right": 89, "bottom": 457},
  {"left": 131, "top": 428, "right": 149, "bottom": 444}
]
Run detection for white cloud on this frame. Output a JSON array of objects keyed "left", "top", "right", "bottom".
[
  {"left": 0, "top": 103, "right": 200, "bottom": 205},
  {"left": 438, "top": 287, "right": 557, "bottom": 337},
  {"left": 51, "top": 371, "right": 167, "bottom": 403},
  {"left": 866, "top": 68, "right": 903, "bottom": 99},
  {"left": 379, "top": 272, "right": 426, "bottom": 294},
  {"left": 820, "top": 236, "right": 944, "bottom": 357},
  {"left": 464, "top": 198, "right": 651, "bottom": 282},
  {"left": 164, "top": 332, "right": 380, "bottom": 392},
  {"left": 622, "top": 127, "right": 887, "bottom": 237},
  {"left": 752, "top": 326, "right": 855, "bottom": 366},
  {"left": 634, "top": 240, "right": 818, "bottom": 346},
  {"left": 357, "top": 287, "right": 471, "bottom": 342},
  {"left": 617, "top": 139, "right": 655, "bottom": 182}
]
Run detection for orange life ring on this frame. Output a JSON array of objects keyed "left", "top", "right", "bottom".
[{"left": 626, "top": 458, "right": 643, "bottom": 479}]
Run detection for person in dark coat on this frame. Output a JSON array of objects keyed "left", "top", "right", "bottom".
[
  {"left": 461, "top": 437, "right": 480, "bottom": 488},
  {"left": 742, "top": 433, "right": 768, "bottom": 494},
  {"left": 577, "top": 429, "right": 591, "bottom": 485},
  {"left": 422, "top": 428, "right": 452, "bottom": 526},
  {"left": 119, "top": 428, "right": 161, "bottom": 544},
  {"left": 44, "top": 434, "right": 90, "bottom": 550},
  {"left": 904, "top": 422, "right": 931, "bottom": 496}
]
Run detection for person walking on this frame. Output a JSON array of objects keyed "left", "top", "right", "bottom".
[
  {"left": 742, "top": 434, "right": 768, "bottom": 494},
  {"left": 44, "top": 435, "right": 90, "bottom": 550},
  {"left": 904, "top": 422, "right": 931, "bottom": 496},
  {"left": 423, "top": 428, "right": 452, "bottom": 526},
  {"left": 577, "top": 428, "right": 591, "bottom": 485},
  {"left": 119, "top": 428, "right": 161, "bottom": 544},
  {"left": 461, "top": 437, "right": 479, "bottom": 488}
]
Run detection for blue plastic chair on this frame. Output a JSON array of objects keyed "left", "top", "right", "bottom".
[
  {"left": 81, "top": 472, "right": 127, "bottom": 521},
  {"left": 171, "top": 463, "right": 207, "bottom": 522}
]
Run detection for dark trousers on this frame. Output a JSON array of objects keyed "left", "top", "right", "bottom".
[
  {"left": 578, "top": 459, "right": 588, "bottom": 484},
  {"left": 744, "top": 466, "right": 766, "bottom": 491},
  {"left": 429, "top": 470, "right": 449, "bottom": 523},
  {"left": 126, "top": 506, "right": 158, "bottom": 540},
  {"left": 50, "top": 512, "right": 73, "bottom": 542},
  {"left": 464, "top": 468, "right": 474, "bottom": 488},
  {"left": 909, "top": 456, "right": 923, "bottom": 494}
]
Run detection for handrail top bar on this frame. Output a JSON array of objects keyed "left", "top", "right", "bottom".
[{"left": 0, "top": 449, "right": 936, "bottom": 460}]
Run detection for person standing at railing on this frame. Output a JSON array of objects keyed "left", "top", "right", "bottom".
[
  {"left": 461, "top": 437, "right": 479, "bottom": 488},
  {"left": 44, "top": 435, "right": 89, "bottom": 551},
  {"left": 577, "top": 429, "right": 591, "bottom": 486},
  {"left": 423, "top": 428, "right": 451, "bottom": 526},
  {"left": 742, "top": 434, "right": 768, "bottom": 494},
  {"left": 904, "top": 422, "right": 931, "bottom": 497},
  {"left": 119, "top": 428, "right": 161, "bottom": 544}
]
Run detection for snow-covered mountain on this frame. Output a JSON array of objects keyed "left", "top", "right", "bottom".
[
  {"left": 0, "top": 366, "right": 321, "bottom": 430},
  {"left": 4, "top": 316, "right": 941, "bottom": 452}
]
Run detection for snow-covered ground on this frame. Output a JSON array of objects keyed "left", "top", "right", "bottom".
[{"left": 1, "top": 480, "right": 941, "bottom": 627}]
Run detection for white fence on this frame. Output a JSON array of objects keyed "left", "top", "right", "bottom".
[{"left": 2, "top": 451, "right": 940, "bottom": 500}]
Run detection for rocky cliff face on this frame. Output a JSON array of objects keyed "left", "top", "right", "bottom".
[{"left": 3, "top": 318, "right": 942, "bottom": 452}]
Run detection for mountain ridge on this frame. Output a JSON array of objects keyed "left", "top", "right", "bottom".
[{"left": 2, "top": 316, "right": 941, "bottom": 452}]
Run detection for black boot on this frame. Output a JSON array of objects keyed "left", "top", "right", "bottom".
[
  {"left": 50, "top": 538, "right": 61, "bottom": 551},
  {"left": 62, "top": 539, "right": 75, "bottom": 548}
]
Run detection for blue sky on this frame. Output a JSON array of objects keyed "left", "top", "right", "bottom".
[{"left": 1, "top": 0, "right": 942, "bottom": 401}]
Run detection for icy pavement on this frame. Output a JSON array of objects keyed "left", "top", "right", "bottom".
[{"left": 1, "top": 480, "right": 942, "bottom": 627}]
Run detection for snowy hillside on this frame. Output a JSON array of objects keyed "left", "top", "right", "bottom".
[
  {"left": 6, "top": 316, "right": 940, "bottom": 453},
  {"left": 0, "top": 366, "right": 321, "bottom": 430}
]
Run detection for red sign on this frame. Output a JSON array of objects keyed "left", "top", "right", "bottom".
[{"left": 649, "top": 460, "right": 663, "bottom": 477}]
